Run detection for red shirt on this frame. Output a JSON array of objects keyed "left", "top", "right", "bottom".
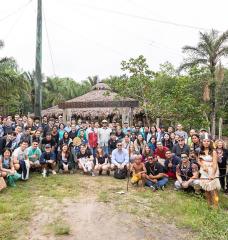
[{"left": 154, "top": 146, "right": 169, "bottom": 159}]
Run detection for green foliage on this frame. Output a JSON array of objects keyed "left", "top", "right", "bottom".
[
  {"left": 107, "top": 57, "right": 210, "bottom": 129},
  {"left": 0, "top": 59, "right": 31, "bottom": 115},
  {"left": 42, "top": 77, "right": 92, "bottom": 109}
]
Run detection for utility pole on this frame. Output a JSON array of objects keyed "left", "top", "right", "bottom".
[{"left": 34, "top": 0, "right": 42, "bottom": 117}]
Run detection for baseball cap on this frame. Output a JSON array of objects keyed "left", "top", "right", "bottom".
[
  {"left": 45, "top": 144, "right": 51, "bottom": 148},
  {"left": 102, "top": 119, "right": 108, "bottom": 123}
]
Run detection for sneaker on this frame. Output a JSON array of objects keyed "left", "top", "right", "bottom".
[
  {"left": 42, "top": 169, "right": 47, "bottom": 178},
  {"left": 52, "top": 170, "right": 57, "bottom": 175},
  {"left": 91, "top": 172, "right": 95, "bottom": 177},
  {"left": 160, "top": 186, "right": 165, "bottom": 191},
  {"left": 150, "top": 186, "right": 156, "bottom": 192}
]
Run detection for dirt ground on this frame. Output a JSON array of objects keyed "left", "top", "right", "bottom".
[{"left": 18, "top": 195, "right": 192, "bottom": 240}]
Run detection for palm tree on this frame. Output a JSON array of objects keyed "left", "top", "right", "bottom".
[
  {"left": 87, "top": 75, "right": 99, "bottom": 86},
  {"left": 179, "top": 29, "right": 228, "bottom": 138}
]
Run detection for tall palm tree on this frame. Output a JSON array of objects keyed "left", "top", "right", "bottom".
[{"left": 179, "top": 29, "right": 228, "bottom": 138}]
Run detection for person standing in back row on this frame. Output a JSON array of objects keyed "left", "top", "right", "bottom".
[{"left": 98, "top": 120, "right": 112, "bottom": 155}]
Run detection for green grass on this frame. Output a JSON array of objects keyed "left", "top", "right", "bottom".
[
  {"left": 0, "top": 173, "right": 228, "bottom": 240},
  {"left": 0, "top": 173, "right": 81, "bottom": 240}
]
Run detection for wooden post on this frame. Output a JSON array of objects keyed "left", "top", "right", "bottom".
[
  {"left": 63, "top": 109, "right": 67, "bottom": 124},
  {"left": 156, "top": 118, "right": 160, "bottom": 128},
  {"left": 218, "top": 117, "right": 223, "bottom": 139}
]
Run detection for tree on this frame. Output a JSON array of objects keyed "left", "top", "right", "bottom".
[
  {"left": 87, "top": 75, "right": 99, "bottom": 86},
  {"left": 179, "top": 29, "right": 228, "bottom": 138}
]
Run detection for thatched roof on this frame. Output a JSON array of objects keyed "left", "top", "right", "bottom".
[{"left": 42, "top": 82, "right": 140, "bottom": 117}]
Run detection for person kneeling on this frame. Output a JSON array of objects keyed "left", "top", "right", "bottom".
[
  {"left": 57, "top": 144, "right": 75, "bottom": 174},
  {"left": 94, "top": 146, "right": 110, "bottom": 176},
  {"left": 131, "top": 155, "right": 147, "bottom": 188},
  {"left": 77, "top": 145, "right": 95, "bottom": 176},
  {"left": 40, "top": 144, "right": 57, "bottom": 177},
  {"left": 175, "top": 153, "right": 200, "bottom": 193},
  {"left": 145, "top": 156, "right": 169, "bottom": 191}
]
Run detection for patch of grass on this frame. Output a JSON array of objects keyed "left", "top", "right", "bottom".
[
  {"left": 97, "top": 191, "right": 110, "bottom": 202},
  {"left": 0, "top": 173, "right": 82, "bottom": 240},
  {"left": 130, "top": 185, "right": 228, "bottom": 240},
  {"left": 44, "top": 219, "right": 71, "bottom": 236},
  {"left": 54, "top": 223, "right": 70, "bottom": 236}
]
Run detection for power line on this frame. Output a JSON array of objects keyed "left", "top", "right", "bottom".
[
  {"left": 43, "top": 5, "right": 56, "bottom": 77},
  {"left": 3, "top": 0, "right": 32, "bottom": 40},
  {"left": 0, "top": 0, "right": 33, "bottom": 23},
  {"left": 75, "top": 2, "right": 211, "bottom": 31}
]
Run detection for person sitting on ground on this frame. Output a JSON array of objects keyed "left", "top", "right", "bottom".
[
  {"left": 164, "top": 150, "right": 180, "bottom": 179},
  {"left": 94, "top": 146, "right": 110, "bottom": 176},
  {"left": 154, "top": 142, "right": 169, "bottom": 166},
  {"left": 27, "top": 139, "right": 42, "bottom": 171},
  {"left": 175, "top": 153, "right": 200, "bottom": 193},
  {"left": 12, "top": 140, "right": 29, "bottom": 180},
  {"left": 131, "top": 154, "right": 147, "bottom": 187},
  {"left": 145, "top": 156, "right": 169, "bottom": 191},
  {"left": 57, "top": 144, "right": 75, "bottom": 174},
  {"left": 39, "top": 144, "right": 57, "bottom": 177},
  {"left": 172, "top": 136, "right": 190, "bottom": 158},
  {"left": 111, "top": 141, "right": 129, "bottom": 171},
  {"left": 77, "top": 144, "right": 94, "bottom": 176},
  {"left": 0, "top": 148, "right": 21, "bottom": 187}
]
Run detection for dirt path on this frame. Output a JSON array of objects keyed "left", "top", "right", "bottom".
[{"left": 20, "top": 196, "right": 192, "bottom": 240}]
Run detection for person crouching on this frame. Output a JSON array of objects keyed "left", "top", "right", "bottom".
[
  {"left": 131, "top": 154, "right": 147, "bottom": 187},
  {"left": 39, "top": 144, "right": 57, "bottom": 177},
  {"left": 175, "top": 153, "right": 200, "bottom": 193}
]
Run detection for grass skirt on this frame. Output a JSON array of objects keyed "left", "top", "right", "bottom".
[{"left": 200, "top": 162, "right": 221, "bottom": 191}]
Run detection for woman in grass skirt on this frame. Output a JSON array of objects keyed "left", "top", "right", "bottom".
[{"left": 198, "top": 134, "right": 221, "bottom": 208}]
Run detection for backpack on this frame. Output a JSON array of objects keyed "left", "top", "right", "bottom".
[{"left": 114, "top": 168, "right": 127, "bottom": 179}]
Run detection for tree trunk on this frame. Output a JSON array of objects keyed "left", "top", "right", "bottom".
[
  {"left": 218, "top": 118, "right": 223, "bottom": 139},
  {"left": 210, "top": 80, "right": 216, "bottom": 139}
]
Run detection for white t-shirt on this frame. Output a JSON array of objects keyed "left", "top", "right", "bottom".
[{"left": 12, "top": 147, "right": 28, "bottom": 161}]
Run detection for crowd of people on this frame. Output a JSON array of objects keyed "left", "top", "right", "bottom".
[{"left": 0, "top": 114, "right": 227, "bottom": 208}]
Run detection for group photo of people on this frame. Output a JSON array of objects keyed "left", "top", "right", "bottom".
[{"left": 0, "top": 114, "right": 227, "bottom": 209}]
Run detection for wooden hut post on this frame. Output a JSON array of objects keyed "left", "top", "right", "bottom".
[{"left": 63, "top": 109, "right": 67, "bottom": 124}]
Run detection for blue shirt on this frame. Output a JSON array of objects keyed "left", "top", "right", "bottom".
[{"left": 111, "top": 148, "right": 129, "bottom": 165}]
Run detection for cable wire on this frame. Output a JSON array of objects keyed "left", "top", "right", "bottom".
[
  {"left": 74, "top": 2, "right": 211, "bottom": 31},
  {"left": 43, "top": 5, "right": 56, "bottom": 76},
  {"left": 0, "top": 0, "right": 33, "bottom": 23}
]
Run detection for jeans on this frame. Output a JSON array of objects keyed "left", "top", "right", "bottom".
[
  {"left": 102, "top": 146, "right": 109, "bottom": 156},
  {"left": 145, "top": 177, "right": 168, "bottom": 188},
  {"left": 90, "top": 147, "right": 97, "bottom": 158}
]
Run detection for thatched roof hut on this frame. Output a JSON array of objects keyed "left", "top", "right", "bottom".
[{"left": 42, "top": 82, "right": 139, "bottom": 124}]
